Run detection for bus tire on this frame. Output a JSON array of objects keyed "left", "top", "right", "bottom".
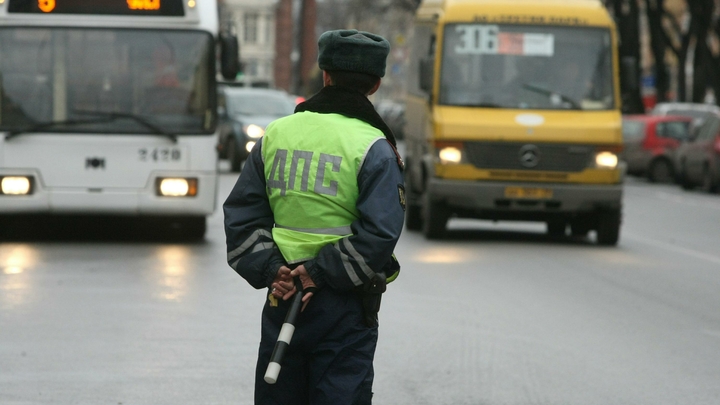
[
  {"left": 184, "top": 217, "right": 207, "bottom": 241},
  {"left": 405, "top": 201, "right": 423, "bottom": 231},
  {"left": 570, "top": 218, "right": 591, "bottom": 237},
  {"left": 422, "top": 193, "right": 448, "bottom": 240},
  {"left": 404, "top": 173, "right": 423, "bottom": 231},
  {"left": 596, "top": 209, "right": 620, "bottom": 246}
]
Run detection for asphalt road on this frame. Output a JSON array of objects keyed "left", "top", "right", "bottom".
[{"left": 2, "top": 169, "right": 720, "bottom": 405}]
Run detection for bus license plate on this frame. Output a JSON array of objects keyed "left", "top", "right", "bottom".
[{"left": 504, "top": 187, "right": 553, "bottom": 199}]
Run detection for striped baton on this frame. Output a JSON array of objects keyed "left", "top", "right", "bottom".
[{"left": 264, "top": 277, "right": 304, "bottom": 384}]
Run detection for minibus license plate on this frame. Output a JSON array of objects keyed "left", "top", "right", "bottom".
[{"left": 504, "top": 187, "right": 553, "bottom": 199}]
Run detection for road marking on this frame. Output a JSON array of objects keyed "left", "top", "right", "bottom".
[{"left": 624, "top": 232, "right": 720, "bottom": 266}]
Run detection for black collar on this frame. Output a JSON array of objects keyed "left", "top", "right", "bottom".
[{"left": 294, "top": 86, "right": 397, "bottom": 147}]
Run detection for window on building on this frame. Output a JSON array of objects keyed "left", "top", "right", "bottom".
[{"left": 244, "top": 13, "right": 258, "bottom": 44}]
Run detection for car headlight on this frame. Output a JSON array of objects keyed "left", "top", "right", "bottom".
[
  {"left": 244, "top": 124, "right": 265, "bottom": 139},
  {"left": 595, "top": 151, "right": 619, "bottom": 169},
  {"left": 1, "top": 176, "right": 33, "bottom": 195},
  {"left": 156, "top": 178, "right": 198, "bottom": 197},
  {"left": 245, "top": 141, "right": 256, "bottom": 153}
]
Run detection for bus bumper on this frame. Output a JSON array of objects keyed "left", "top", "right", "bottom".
[
  {"left": 0, "top": 171, "right": 217, "bottom": 216},
  {"left": 427, "top": 177, "right": 622, "bottom": 218}
]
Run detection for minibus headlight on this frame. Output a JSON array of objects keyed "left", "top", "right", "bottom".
[
  {"left": 157, "top": 178, "right": 198, "bottom": 197},
  {"left": 595, "top": 151, "right": 619, "bottom": 169},
  {"left": 1, "top": 176, "right": 33, "bottom": 195},
  {"left": 244, "top": 124, "right": 265, "bottom": 139},
  {"left": 438, "top": 146, "right": 463, "bottom": 165}
]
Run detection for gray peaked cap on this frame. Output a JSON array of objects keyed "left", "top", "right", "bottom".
[{"left": 317, "top": 29, "right": 390, "bottom": 78}]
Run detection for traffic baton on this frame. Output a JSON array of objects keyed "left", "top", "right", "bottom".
[{"left": 264, "top": 277, "right": 303, "bottom": 384}]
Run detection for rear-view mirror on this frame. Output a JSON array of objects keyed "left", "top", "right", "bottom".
[
  {"left": 220, "top": 33, "right": 240, "bottom": 81},
  {"left": 419, "top": 57, "right": 434, "bottom": 93}
]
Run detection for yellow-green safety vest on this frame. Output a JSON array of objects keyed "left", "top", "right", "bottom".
[{"left": 262, "top": 111, "right": 385, "bottom": 264}]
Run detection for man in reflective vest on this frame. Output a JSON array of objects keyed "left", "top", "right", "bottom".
[{"left": 224, "top": 30, "right": 405, "bottom": 405}]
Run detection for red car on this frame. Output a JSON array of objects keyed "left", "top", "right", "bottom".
[{"left": 621, "top": 115, "right": 693, "bottom": 183}]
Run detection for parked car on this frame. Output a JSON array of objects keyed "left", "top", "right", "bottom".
[
  {"left": 217, "top": 87, "right": 295, "bottom": 172},
  {"left": 621, "top": 115, "right": 693, "bottom": 183},
  {"left": 650, "top": 102, "right": 720, "bottom": 128},
  {"left": 675, "top": 113, "right": 720, "bottom": 193}
]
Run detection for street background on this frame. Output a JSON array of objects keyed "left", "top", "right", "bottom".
[{"left": 2, "top": 158, "right": 720, "bottom": 405}]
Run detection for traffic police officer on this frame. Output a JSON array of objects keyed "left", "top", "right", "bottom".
[{"left": 224, "top": 30, "right": 405, "bottom": 405}]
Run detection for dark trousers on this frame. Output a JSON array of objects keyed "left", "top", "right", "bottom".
[{"left": 254, "top": 287, "right": 378, "bottom": 405}]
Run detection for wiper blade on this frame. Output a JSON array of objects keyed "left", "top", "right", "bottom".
[
  {"left": 4, "top": 111, "right": 178, "bottom": 142},
  {"left": 74, "top": 110, "right": 177, "bottom": 143},
  {"left": 5, "top": 117, "right": 114, "bottom": 140},
  {"left": 522, "top": 83, "right": 582, "bottom": 110}
]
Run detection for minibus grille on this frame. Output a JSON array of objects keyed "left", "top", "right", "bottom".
[{"left": 464, "top": 142, "right": 592, "bottom": 172}]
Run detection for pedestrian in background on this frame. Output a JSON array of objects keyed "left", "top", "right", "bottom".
[{"left": 224, "top": 29, "right": 405, "bottom": 405}]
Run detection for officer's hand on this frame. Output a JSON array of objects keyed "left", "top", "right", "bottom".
[
  {"left": 270, "top": 266, "right": 294, "bottom": 301},
  {"left": 290, "top": 265, "right": 316, "bottom": 311}
]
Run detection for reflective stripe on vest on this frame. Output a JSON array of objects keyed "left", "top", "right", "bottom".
[{"left": 263, "top": 111, "right": 384, "bottom": 263}]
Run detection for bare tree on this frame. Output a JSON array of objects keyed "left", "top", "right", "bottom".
[
  {"left": 645, "top": 0, "right": 670, "bottom": 103},
  {"left": 606, "top": 0, "right": 645, "bottom": 113}
]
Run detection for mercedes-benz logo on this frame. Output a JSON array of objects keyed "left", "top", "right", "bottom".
[{"left": 518, "top": 144, "right": 540, "bottom": 168}]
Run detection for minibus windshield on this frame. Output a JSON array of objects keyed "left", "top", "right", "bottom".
[{"left": 439, "top": 24, "right": 614, "bottom": 110}]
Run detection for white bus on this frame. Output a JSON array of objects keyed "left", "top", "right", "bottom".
[{"left": 0, "top": 0, "right": 237, "bottom": 239}]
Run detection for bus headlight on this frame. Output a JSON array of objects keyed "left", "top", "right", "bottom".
[
  {"left": 438, "top": 146, "right": 463, "bottom": 165},
  {"left": 595, "top": 151, "right": 619, "bottom": 169},
  {"left": 244, "top": 124, "right": 265, "bottom": 139},
  {"left": 157, "top": 178, "right": 198, "bottom": 197},
  {"left": 1, "top": 176, "right": 33, "bottom": 195}
]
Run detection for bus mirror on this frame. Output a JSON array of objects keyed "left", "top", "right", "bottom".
[
  {"left": 220, "top": 33, "right": 240, "bottom": 80},
  {"left": 419, "top": 57, "right": 434, "bottom": 93}
]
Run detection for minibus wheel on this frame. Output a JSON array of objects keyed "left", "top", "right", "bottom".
[
  {"left": 422, "top": 193, "right": 448, "bottom": 240},
  {"left": 596, "top": 209, "right": 621, "bottom": 246}
]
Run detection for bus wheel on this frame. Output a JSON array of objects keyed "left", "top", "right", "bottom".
[
  {"left": 422, "top": 193, "right": 448, "bottom": 240},
  {"left": 168, "top": 217, "right": 206, "bottom": 241},
  {"left": 596, "top": 209, "right": 621, "bottom": 246},
  {"left": 405, "top": 200, "right": 422, "bottom": 231},
  {"left": 570, "top": 220, "right": 591, "bottom": 237},
  {"left": 404, "top": 183, "right": 423, "bottom": 231}
]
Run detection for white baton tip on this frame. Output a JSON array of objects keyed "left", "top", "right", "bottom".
[{"left": 264, "top": 362, "right": 281, "bottom": 384}]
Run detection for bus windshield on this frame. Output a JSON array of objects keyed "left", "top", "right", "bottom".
[
  {"left": 0, "top": 28, "right": 214, "bottom": 135},
  {"left": 439, "top": 24, "right": 614, "bottom": 110}
]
